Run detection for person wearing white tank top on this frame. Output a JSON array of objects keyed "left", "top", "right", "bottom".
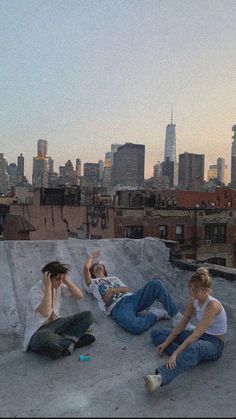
[{"left": 144, "top": 267, "right": 227, "bottom": 393}]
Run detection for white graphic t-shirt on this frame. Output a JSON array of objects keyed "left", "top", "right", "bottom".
[{"left": 84, "top": 276, "right": 132, "bottom": 315}]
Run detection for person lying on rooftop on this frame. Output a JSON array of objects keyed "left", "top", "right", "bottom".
[{"left": 83, "top": 250, "right": 194, "bottom": 335}]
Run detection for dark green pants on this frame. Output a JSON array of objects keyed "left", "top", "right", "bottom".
[{"left": 29, "top": 311, "right": 93, "bottom": 356}]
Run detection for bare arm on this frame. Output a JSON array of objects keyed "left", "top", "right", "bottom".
[
  {"left": 36, "top": 272, "right": 53, "bottom": 318},
  {"left": 83, "top": 250, "right": 101, "bottom": 287},
  {"left": 165, "top": 301, "right": 221, "bottom": 370},
  {"left": 62, "top": 276, "right": 83, "bottom": 299},
  {"left": 158, "top": 299, "right": 195, "bottom": 355}
]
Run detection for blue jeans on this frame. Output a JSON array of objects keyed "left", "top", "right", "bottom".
[
  {"left": 110, "top": 279, "right": 178, "bottom": 335},
  {"left": 151, "top": 327, "right": 224, "bottom": 386}
]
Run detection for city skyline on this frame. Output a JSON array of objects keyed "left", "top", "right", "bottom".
[
  {"left": 1, "top": 0, "right": 236, "bottom": 179},
  {"left": 0, "top": 126, "right": 232, "bottom": 181}
]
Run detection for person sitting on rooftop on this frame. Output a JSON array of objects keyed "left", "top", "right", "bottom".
[
  {"left": 83, "top": 250, "right": 194, "bottom": 335},
  {"left": 23, "top": 261, "right": 95, "bottom": 360},
  {"left": 144, "top": 267, "right": 227, "bottom": 393}
]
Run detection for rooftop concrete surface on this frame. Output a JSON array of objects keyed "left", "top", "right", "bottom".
[{"left": 0, "top": 237, "right": 235, "bottom": 418}]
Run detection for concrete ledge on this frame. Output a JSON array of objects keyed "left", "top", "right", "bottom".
[{"left": 172, "top": 259, "right": 236, "bottom": 281}]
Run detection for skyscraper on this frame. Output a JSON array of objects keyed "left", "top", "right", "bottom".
[
  {"left": 111, "top": 143, "right": 122, "bottom": 165},
  {"left": 163, "top": 110, "right": 178, "bottom": 186},
  {"left": 37, "top": 139, "right": 48, "bottom": 158},
  {"left": 161, "top": 157, "right": 174, "bottom": 188},
  {"left": 17, "top": 153, "right": 24, "bottom": 179},
  {"left": 207, "top": 164, "right": 217, "bottom": 181},
  {"left": 217, "top": 157, "right": 226, "bottom": 184},
  {"left": 76, "top": 159, "right": 81, "bottom": 177},
  {"left": 178, "top": 152, "right": 205, "bottom": 190},
  {"left": 164, "top": 110, "right": 177, "bottom": 163},
  {"left": 112, "top": 143, "right": 145, "bottom": 187},
  {"left": 32, "top": 140, "right": 48, "bottom": 188},
  {"left": 0, "top": 153, "right": 9, "bottom": 194},
  {"left": 83, "top": 163, "right": 100, "bottom": 187},
  {"left": 32, "top": 158, "right": 48, "bottom": 188},
  {"left": 231, "top": 125, "right": 236, "bottom": 188}
]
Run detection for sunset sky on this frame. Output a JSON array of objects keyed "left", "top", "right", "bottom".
[{"left": 1, "top": 0, "right": 236, "bottom": 180}]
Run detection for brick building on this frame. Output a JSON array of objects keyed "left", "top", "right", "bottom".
[
  {"left": 114, "top": 204, "right": 236, "bottom": 267},
  {"left": 7, "top": 188, "right": 114, "bottom": 240},
  {"left": 114, "top": 187, "right": 236, "bottom": 209}
]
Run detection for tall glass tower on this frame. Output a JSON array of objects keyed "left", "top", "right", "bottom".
[
  {"left": 164, "top": 110, "right": 177, "bottom": 163},
  {"left": 163, "top": 109, "right": 178, "bottom": 186},
  {"left": 231, "top": 125, "right": 236, "bottom": 188}
]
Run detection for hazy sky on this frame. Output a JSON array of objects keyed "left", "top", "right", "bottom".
[{"left": 1, "top": 0, "right": 236, "bottom": 180}]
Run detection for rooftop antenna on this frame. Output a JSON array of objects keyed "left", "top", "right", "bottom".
[{"left": 171, "top": 105, "right": 173, "bottom": 124}]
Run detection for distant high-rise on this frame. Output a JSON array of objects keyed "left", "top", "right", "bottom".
[
  {"left": 32, "top": 140, "right": 48, "bottom": 187},
  {"left": 17, "top": 153, "right": 24, "bottom": 179},
  {"left": 153, "top": 162, "right": 162, "bottom": 180},
  {"left": 98, "top": 160, "right": 104, "bottom": 181},
  {"left": 7, "top": 163, "right": 18, "bottom": 184},
  {"left": 217, "top": 157, "right": 225, "bottom": 184},
  {"left": 32, "top": 158, "right": 48, "bottom": 188},
  {"left": 207, "top": 164, "right": 217, "bottom": 181},
  {"left": 0, "top": 153, "right": 9, "bottom": 194},
  {"left": 76, "top": 159, "right": 81, "bottom": 177},
  {"left": 164, "top": 110, "right": 177, "bottom": 163},
  {"left": 162, "top": 157, "right": 174, "bottom": 188},
  {"left": 178, "top": 152, "right": 205, "bottom": 190},
  {"left": 37, "top": 139, "right": 48, "bottom": 158},
  {"left": 48, "top": 157, "right": 54, "bottom": 173},
  {"left": 111, "top": 143, "right": 122, "bottom": 165},
  {"left": 65, "top": 160, "right": 74, "bottom": 179},
  {"left": 84, "top": 163, "right": 100, "bottom": 187},
  {"left": 104, "top": 151, "right": 112, "bottom": 168},
  {"left": 163, "top": 110, "right": 178, "bottom": 186},
  {"left": 112, "top": 143, "right": 145, "bottom": 187},
  {"left": 231, "top": 125, "right": 236, "bottom": 188}
]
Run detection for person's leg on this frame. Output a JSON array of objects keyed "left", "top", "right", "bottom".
[
  {"left": 111, "top": 297, "right": 157, "bottom": 334},
  {"left": 130, "top": 279, "right": 178, "bottom": 317},
  {"left": 151, "top": 328, "right": 193, "bottom": 355},
  {"left": 158, "top": 336, "right": 224, "bottom": 386},
  {"left": 29, "top": 311, "right": 94, "bottom": 359},
  {"left": 29, "top": 328, "right": 75, "bottom": 359},
  {"left": 49, "top": 311, "right": 93, "bottom": 342}
]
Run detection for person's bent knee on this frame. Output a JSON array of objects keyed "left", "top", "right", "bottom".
[
  {"left": 149, "top": 279, "right": 164, "bottom": 289},
  {"left": 151, "top": 328, "right": 170, "bottom": 344},
  {"left": 77, "top": 310, "right": 93, "bottom": 323},
  {"left": 30, "top": 329, "right": 55, "bottom": 351},
  {"left": 126, "top": 324, "right": 145, "bottom": 335},
  {"left": 153, "top": 279, "right": 164, "bottom": 288}
]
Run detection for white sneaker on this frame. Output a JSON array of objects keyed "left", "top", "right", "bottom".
[
  {"left": 148, "top": 307, "right": 170, "bottom": 320},
  {"left": 172, "top": 312, "right": 195, "bottom": 331},
  {"left": 144, "top": 374, "right": 162, "bottom": 393}
]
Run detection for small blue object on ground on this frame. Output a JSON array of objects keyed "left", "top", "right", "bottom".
[{"left": 79, "top": 354, "right": 92, "bottom": 361}]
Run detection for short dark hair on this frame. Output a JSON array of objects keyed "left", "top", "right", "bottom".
[
  {"left": 89, "top": 262, "right": 107, "bottom": 279},
  {"left": 42, "top": 261, "right": 70, "bottom": 279}
]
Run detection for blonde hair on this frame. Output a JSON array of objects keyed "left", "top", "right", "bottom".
[{"left": 189, "top": 267, "right": 212, "bottom": 292}]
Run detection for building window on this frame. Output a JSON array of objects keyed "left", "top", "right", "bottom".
[
  {"left": 176, "top": 225, "right": 184, "bottom": 244},
  {"left": 205, "top": 224, "right": 226, "bottom": 244},
  {"left": 125, "top": 226, "right": 144, "bottom": 239},
  {"left": 204, "top": 257, "right": 226, "bottom": 267},
  {"left": 159, "top": 225, "right": 168, "bottom": 239}
]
